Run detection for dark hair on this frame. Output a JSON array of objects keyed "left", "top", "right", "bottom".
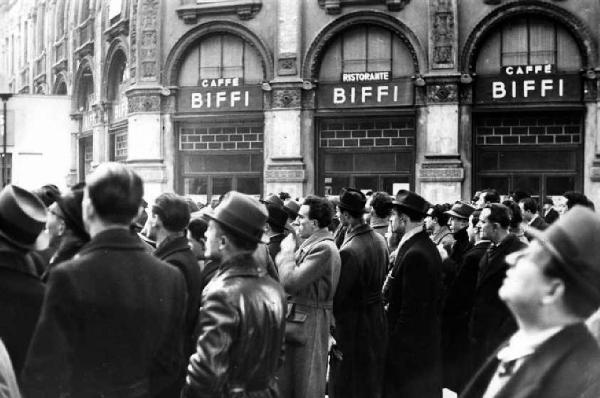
[
  {"left": 519, "top": 197, "right": 538, "bottom": 214},
  {"left": 214, "top": 221, "right": 258, "bottom": 252},
  {"left": 188, "top": 218, "right": 208, "bottom": 242},
  {"left": 70, "top": 181, "right": 86, "bottom": 191},
  {"left": 184, "top": 196, "right": 200, "bottom": 213},
  {"left": 303, "top": 195, "right": 334, "bottom": 228},
  {"left": 34, "top": 184, "right": 61, "bottom": 207},
  {"left": 483, "top": 203, "right": 511, "bottom": 229},
  {"left": 543, "top": 197, "right": 554, "bottom": 206},
  {"left": 279, "top": 192, "right": 291, "bottom": 201},
  {"left": 510, "top": 190, "right": 530, "bottom": 203},
  {"left": 471, "top": 209, "right": 482, "bottom": 228},
  {"left": 87, "top": 163, "right": 144, "bottom": 225},
  {"left": 563, "top": 191, "right": 590, "bottom": 210},
  {"left": 428, "top": 203, "right": 451, "bottom": 227},
  {"left": 152, "top": 193, "right": 191, "bottom": 232},
  {"left": 267, "top": 220, "right": 285, "bottom": 234},
  {"left": 481, "top": 189, "right": 500, "bottom": 204},
  {"left": 395, "top": 206, "right": 425, "bottom": 222},
  {"left": 543, "top": 256, "right": 600, "bottom": 318},
  {"left": 371, "top": 191, "right": 393, "bottom": 218},
  {"left": 502, "top": 200, "right": 523, "bottom": 229}
]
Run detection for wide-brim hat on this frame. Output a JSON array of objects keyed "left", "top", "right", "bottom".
[
  {"left": 206, "top": 191, "right": 268, "bottom": 244},
  {"left": 392, "top": 189, "right": 430, "bottom": 216},
  {"left": 446, "top": 202, "right": 476, "bottom": 220},
  {"left": 526, "top": 205, "right": 600, "bottom": 307},
  {"left": 0, "top": 185, "right": 49, "bottom": 251},
  {"left": 284, "top": 199, "right": 300, "bottom": 221},
  {"left": 56, "top": 189, "right": 89, "bottom": 240},
  {"left": 338, "top": 188, "right": 368, "bottom": 214},
  {"left": 260, "top": 194, "right": 289, "bottom": 230}
]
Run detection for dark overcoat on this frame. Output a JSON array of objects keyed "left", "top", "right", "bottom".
[
  {"left": 461, "top": 323, "right": 600, "bottom": 398},
  {"left": 0, "top": 245, "right": 45, "bottom": 377},
  {"left": 441, "top": 240, "right": 490, "bottom": 392},
  {"left": 183, "top": 253, "right": 286, "bottom": 398},
  {"left": 330, "top": 224, "right": 388, "bottom": 398},
  {"left": 468, "top": 234, "right": 526, "bottom": 374},
  {"left": 22, "top": 228, "right": 187, "bottom": 398},
  {"left": 383, "top": 230, "right": 443, "bottom": 398}
]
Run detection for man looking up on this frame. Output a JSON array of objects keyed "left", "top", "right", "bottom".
[{"left": 23, "top": 162, "right": 187, "bottom": 398}]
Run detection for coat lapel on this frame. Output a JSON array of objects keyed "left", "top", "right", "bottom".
[
  {"left": 341, "top": 224, "right": 372, "bottom": 247},
  {"left": 153, "top": 236, "right": 191, "bottom": 260},
  {"left": 295, "top": 229, "right": 333, "bottom": 263},
  {"left": 477, "top": 235, "right": 517, "bottom": 287}
]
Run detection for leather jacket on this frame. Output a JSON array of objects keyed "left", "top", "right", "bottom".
[{"left": 184, "top": 252, "right": 286, "bottom": 398}]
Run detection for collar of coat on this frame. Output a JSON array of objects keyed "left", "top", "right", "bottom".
[
  {"left": 341, "top": 223, "right": 373, "bottom": 245},
  {"left": 298, "top": 228, "right": 333, "bottom": 252},
  {"left": 217, "top": 252, "right": 265, "bottom": 279},
  {"left": 77, "top": 227, "right": 147, "bottom": 257},
  {"left": 153, "top": 234, "right": 192, "bottom": 260},
  {"left": 0, "top": 246, "right": 39, "bottom": 279}
]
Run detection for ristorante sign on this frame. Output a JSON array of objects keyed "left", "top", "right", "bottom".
[
  {"left": 474, "top": 64, "right": 582, "bottom": 104},
  {"left": 318, "top": 73, "right": 414, "bottom": 108},
  {"left": 177, "top": 78, "right": 263, "bottom": 113}
]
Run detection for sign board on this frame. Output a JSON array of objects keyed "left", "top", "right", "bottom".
[
  {"left": 341, "top": 71, "right": 391, "bottom": 82},
  {"left": 318, "top": 78, "right": 414, "bottom": 109},
  {"left": 474, "top": 64, "right": 581, "bottom": 104},
  {"left": 177, "top": 84, "right": 263, "bottom": 113}
]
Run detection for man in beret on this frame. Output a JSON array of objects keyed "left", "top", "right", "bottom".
[
  {"left": 462, "top": 206, "right": 600, "bottom": 398},
  {"left": 23, "top": 163, "right": 187, "bottom": 398},
  {"left": 183, "top": 191, "right": 286, "bottom": 397},
  {"left": 382, "top": 190, "right": 442, "bottom": 398},
  {"left": 330, "top": 188, "right": 388, "bottom": 398}
]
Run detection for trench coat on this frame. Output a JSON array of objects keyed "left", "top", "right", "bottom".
[
  {"left": 277, "top": 229, "right": 341, "bottom": 398},
  {"left": 183, "top": 252, "right": 286, "bottom": 398},
  {"left": 22, "top": 228, "right": 187, "bottom": 398},
  {"left": 461, "top": 323, "right": 600, "bottom": 398},
  {"left": 383, "top": 229, "right": 443, "bottom": 398},
  {"left": 468, "top": 234, "right": 526, "bottom": 375},
  {"left": 330, "top": 224, "right": 388, "bottom": 398}
]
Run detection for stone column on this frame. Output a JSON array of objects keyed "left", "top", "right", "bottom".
[
  {"left": 68, "top": 113, "right": 82, "bottom": 185},
  {"left": 418, "top": 0, "right": 464, "bottom": 204},
  {"left": 263, "top": 0, "right": 305, "bottom": 198}
]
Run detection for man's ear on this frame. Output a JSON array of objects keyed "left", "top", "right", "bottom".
[{"left": 542, "top": 279, "right": 565, "bottom": 306}]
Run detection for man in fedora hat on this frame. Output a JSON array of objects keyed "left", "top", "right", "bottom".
[
  {"left": 369, "top": 191, "right": 394, "bottom": 241},
  {"left": 23, "top": 163, "right": 188, "bottom": 398},
  {"left": 329, "top": 188, "right": 388, "bottom": 398},
  {"left": 261, "top": 194, "right": 290, "bottom": 263},
  {"left": 183, "top": 191, "right": 286, "bottom": 398},
  {"left": 461, "top": 206, "right": 600, "bottom": 398},
  {"left": 276, "top": 195, "right": 341, "bottom": 398},
  {"left": 382, "top": 190, "right": 442, "bottom": 398},
  {"left": 0, "top": 185, "right": 48, "bottom": 378}
]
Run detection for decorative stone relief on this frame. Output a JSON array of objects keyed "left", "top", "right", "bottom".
[
  {"left": 278, "top": 52, "right": 297, "bottom": 76},
  {"left": 272, "top": 88, "right": 302, "bottom": 108},
  {"left": 419, "top": 167, "right": 464, "bottom": 182},
  {"left": 130, "top": 0, "right": 138, "bottom": 81},
  {"left": 317, "top": 0, "right": 410, "bottom": 14},
  {"left": 427, "top": 84, "right": 458, "bottom": 103},
  {"left": 429, "top": 0, "right": 457, "bottom": 69},
  {"left": 139, "top": 0, "right": 159, "bottom": 82},
  {"left": 176, "top": 1, "right": 263, "bottom": 24},
  {"left": 128, "top": 95, "right": 161, "bottom": 113}
]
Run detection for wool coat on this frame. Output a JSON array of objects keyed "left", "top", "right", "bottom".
[
  {"left": 277, "top": 229, "right": 341, "bottom": 398},
  {"left": 383, "top": 229, "right": 443, "bottom": 398},
  {"left": 22, "top": 228, "right": 187, "bottom": 398},
  {"left": 0, "top": 245, "right": 45, "bottom": 377},
  {"left": 330, "top": 224, "right": 388, "bottom": 398},
  {"left": 468, "top": 234, "right": 526, "bottom": 375},
  {"left": 461, "top": 323, "right": 600, "bottom": 398}
]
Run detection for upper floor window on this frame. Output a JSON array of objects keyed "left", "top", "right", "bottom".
[
  {"left": 36, "top": 5, "right": 45, "bottom": 55},
  {"left": 475, "top": 16, "right": 582, "bottom": 74},
  {"left": 177, "top": 33, "right": 263, "bottom": 86},
  {"left": 55, "top": 0, "right": 67, "bottom": 40},
  {"left": 318, "top": 25, "right": 415, "bottom": 82}
]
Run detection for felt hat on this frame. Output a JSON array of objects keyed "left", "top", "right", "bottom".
[
  {"left": 445, "top": 201, "right": 476, "bottom": 220},
  {"left": 260, "top": 194, "right": 288, "bottom": 230},
  {"left": 527, "top": 205, "right": 600, "bottom": 307},
  {"left": 206, "top": 191, "right": 267, "bottom": 243},
  {"left": 392, "top": 189, "right": 430, "bottom": 216},
  {"left": 0, "top": 185, "right": 49, "bottom": 250},
  {"left": 338, "top": 188, "right": 367, "bottom": 213},
  {"left": 284, "top": 199, "right": 300, "bottom": 221},
  {"left": 56, "top": 189, "right": 89, "bottom": 240}
]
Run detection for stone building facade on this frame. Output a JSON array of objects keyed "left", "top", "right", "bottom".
[{"left": 1, "top": 0, "right": 599, "bottom": 205}]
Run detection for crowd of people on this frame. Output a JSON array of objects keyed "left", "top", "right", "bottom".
[{"left": 1, "top": 161, "right": 600, "bottom": 398}]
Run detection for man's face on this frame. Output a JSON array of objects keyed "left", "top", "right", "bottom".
[
  {"left": 476, "top": 193, "right": 487, "bottom": 209},
  {"left": 204, "top": 220, "right": 221, "bottom": 260},
  {"left": 337, "top": 206, "right": 348, "bottom": 226},
  {"left": 448, "top": 216, "right": 468, "bottom": 234},
  {"left": 467, "top": 214, "right": 480, "bottom": 242},
  {"left": 477, "top": 208, "right": 496, "bottom": 242},
  {"left": 499, "top": 240, "right": 557, "bottom": 313},
  {"left": 82, "top": 188, "right": 93, "bottom": 233},
  {"left": 424, "top": 215, "right": 436, "bottom": 232},
  {"left": 518, "top": 202, "right": 532, "bottom": 222},
  {"left": 556, "top": 196, "right": 568, "bottom": 215},
  {"left": 391, "top": 208, "right": 407, "bottom": 236},
  {"left": 296, "top": 204, "right": 317, "bottom": 239},
  {"left": 46, "top": 202, "right": 65, "bottom": 247},
  {"left": 147, "top": 212, "right": 160, "bottom": 241}
]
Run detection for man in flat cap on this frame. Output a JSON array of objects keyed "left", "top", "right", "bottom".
[
  {"left": 383, "top": 190, "right": 442, "bottom": 398},
  {"left": 330, "top": 188, "right": 388, "bottom": 398},
  {"left": 183, "top": 191, "right": 286, "bottom": 398},
  {"left": 461, "top": 206, "right": 600, "bottom": 398}
]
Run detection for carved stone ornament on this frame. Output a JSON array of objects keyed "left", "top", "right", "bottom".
[
  {"left": 139, "top": 0, "right": 159, "bottom": 82},
  {"left": 317, "top": 0, "right": 410, "bottom": 15},
  {"left": 130, "top": 0, "right": 138, "bottom": 81},
  {"left": 427, "top": 84, "right": 458, "bottom": 103},
  {"left": 272, "top": 88, "right": 302, "bottom": 108},
  {"left": 176, "top": 1, "right": 263, "bottom": 24},
  {"left": 278, "top": 52, "right": 297, "bottom": 76},
  {"left": 128, "top": 95, "right": 161, "bottom": 113},
  {"left": 429, "top": 0, "right": 456, "bottom": 69}
]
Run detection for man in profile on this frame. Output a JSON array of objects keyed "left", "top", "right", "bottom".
[{"left": 23, "top": 163, "right": 187, "bottom": 397}]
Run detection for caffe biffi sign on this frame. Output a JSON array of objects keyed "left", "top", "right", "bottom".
[
  {"left": 177, "top": 78, "right": 263, "bottom": 113},
  {"left": 474, "top": 64, "right": 582, "bottom": 104}
]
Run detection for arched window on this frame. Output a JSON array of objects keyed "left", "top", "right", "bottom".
[{"left": 107, "top": 50, "right": 128, "bottom": 122}]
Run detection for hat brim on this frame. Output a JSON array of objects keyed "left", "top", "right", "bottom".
[
  {"left": 338, "top": 203, "right": 369, "bottom": 214},
  {"left": 0, "top": 227, "right": 49, "bottom": 251},
  {"left": 205, "top": 213, "right": 268, "bottom": 244},
  {"left": 392, "top": 202, "right": 427, "bottom": 216},
  {"left": 445, "top": 210, "right": 469, "bottom": 219}
]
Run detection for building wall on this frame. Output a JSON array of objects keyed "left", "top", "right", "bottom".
[{"left": 0, "top": 0, "right": 599, "bottom": 206}]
